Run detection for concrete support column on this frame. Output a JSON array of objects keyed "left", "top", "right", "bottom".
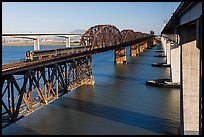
[
  {"left": 148, "top": 39, "right": 153, "bottom": 48},
  {"left": 139, "top": 44, "right": 142, "bottom": 54},
  {"left": 170, "top": 43, "right": 180, "bottom": 83},
  {"left": 178, "top": 23, "right": 201, "bottom": 135},
  {"left": 130, "top": 44, "right": 137, "bottom": 56},
  {"left": 140, "top": 43, "right": 146, "bottom": 52},
  {"left": 166, "top": 41, "right": 171, "bottom": 64},
  {"left": 153, "top": 39, "right": 157, "bottom": 46},
  {"left": 114, "top": 48, "right": 126, "bottom": 64},
  {"left": 144, "top": 42, "right": 148, "bottom": 49},
  {"left": 161, "top": 37, "right": 167, "bottom": 55},
  {"left": 147, "top": 41, "right": 151, "bottom": 48},
  {"left": 66, "top": 37, "right": 70, "bottom": 47},
  {"left": 34, "top": 39, "right": 40, "bottom": 50},
  {"left": 137, "top": 44, "right": 140, "bottom": 55},
  {"left": 181, "top": 40, "right": 200, "bottom": 135}
]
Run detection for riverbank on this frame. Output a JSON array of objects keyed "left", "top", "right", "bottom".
[{"left": 2, "top": 41, "right": 80, "bottom": 46}]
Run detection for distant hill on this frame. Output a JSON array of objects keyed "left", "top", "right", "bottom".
[{"left": 70, "top": 29, "right": 86, "bottom": 34}]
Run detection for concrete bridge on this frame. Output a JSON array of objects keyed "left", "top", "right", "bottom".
[
  {"left": 2, "top": 33, "right": 82, "bottom": 50},
  {"left": 161, "top": 2, "right": 202, "bottom": 135},
  {"left": 2, "top": 24, "right": 156, "bottom": 128}
]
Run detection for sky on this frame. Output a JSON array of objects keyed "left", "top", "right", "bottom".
[{"left": 2, "top": 2, "right": 180, "bottom": 35}]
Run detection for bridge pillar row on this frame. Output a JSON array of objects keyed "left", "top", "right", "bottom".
[
  {"left": 66, "top": 37, "right": 70, "bottom": 47},
  {"left": 114, "top": 48, "right": 126, "bottom": 64},
  {"left": 34, "top": 38, "right": 40, "bottom": 50}
]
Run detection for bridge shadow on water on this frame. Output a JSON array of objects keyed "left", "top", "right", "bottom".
[{"left": 53, "top": 97, "right": 179, "bottom": 135}]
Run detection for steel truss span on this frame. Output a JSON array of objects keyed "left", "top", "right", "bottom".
[
  {"left": 2, "top": 55, "right": 94, "bottom": 128},
  {"left": 80, "top": 25, "right": 122, "bottom": 49}
]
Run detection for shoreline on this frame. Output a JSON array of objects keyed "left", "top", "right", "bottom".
[{"left": 2, "top": 41, "right": 80, "bottom": 46}]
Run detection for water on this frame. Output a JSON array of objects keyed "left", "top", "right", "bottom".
[
  {"left": 2, "top": 45, "right": 65, "bottom": 64},
  {"left": 2, "top": 45, "right": 180, "bottom": 135}
]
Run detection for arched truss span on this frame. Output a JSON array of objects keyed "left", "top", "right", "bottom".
[
  {"left": 135, "top": 32, "right": 144, "bottom": 39},
  {"left": 121, "top": 29, "right": 136, "bottom": 43},
  {"left": 80, "top": 25, "right": 122, "bottom": 49}
]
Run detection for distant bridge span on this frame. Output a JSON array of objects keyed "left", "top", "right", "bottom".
[{"left": 2, "top": 33, "right": 82, "bottom": 50}]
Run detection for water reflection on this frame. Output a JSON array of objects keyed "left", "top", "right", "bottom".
[{"left": 53, "top": 97, "right": 179, "bottom": 134}]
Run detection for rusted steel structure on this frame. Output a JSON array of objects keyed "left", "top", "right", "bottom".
[
  {"left": 115, "top": 29, "right": 136, "bottom": 63},
  {"left": 80, "top": 25, "right": 121, "bottom": 49},
  {"left": 2, "top": 24, "right": 154, "bottom": 128},
  {"left": 2, "top": 53, "right": 94, "bottom": 128}
]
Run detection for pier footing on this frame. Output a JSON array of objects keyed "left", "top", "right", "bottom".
[
  {"left": 146, "top": 79, "right": 180, "bottom": 88},
  {"left": 154, "top": 54, "right": 166, "bottom": 57},
  {"left": 151, "top": 63, "right": 170, "bottom": 67}
]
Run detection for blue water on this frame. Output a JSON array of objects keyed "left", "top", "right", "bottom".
[
  {"left": 2, "top": 45, "right": 65, "bottom": 64},
  {"left": 2, "top": 45, "right": 180, "bottom": 135}
]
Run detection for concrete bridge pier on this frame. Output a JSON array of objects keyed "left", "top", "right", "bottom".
[
  {"left": 130, "top": 44, "right": 138, "bottom": 56},
  {"left": 140, "top": 42, "right": 146, "bottom": 52},
  {"left": 66, "top": 37, "right": 70, "bottom": 47},
  {"left": 166, "top": 40, "right": 171, "bottom": 64},
  {"left": 170, "top": 43, "right": 180, "bottom": 83},
  {"left": 147, "top": 39, "right": 153, "bottom": 48},
  {"left": 144, "top": 42, "right": 148, "bottom": 50},
  {"left": 179, "top": 24, "right": 200, "bottom": 135},
  {"left": 153, "top": 39, "right": 158, "bottom": 46},
  {"left": 137, "top": 44, "right": 140, "bottom": 55},
  {"left": 161, "top": 37, "right": 167, "bottom": 55},
  {"left": 139, "top": 43, "right": 143, "bottom": 52},
  {"left": 114, "top": 48, "right": 126, "bottom": 64},
  {"left": 34, "top": 39, "right": 40, "bottom": 50}
]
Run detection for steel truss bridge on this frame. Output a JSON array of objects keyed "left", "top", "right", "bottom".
[{"left": 2, "top": 24, "right": 157, "bottom": 128}]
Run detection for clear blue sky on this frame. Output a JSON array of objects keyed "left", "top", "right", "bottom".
[{"left": 2, "top": 2, "right": 180, "bottom": 35}]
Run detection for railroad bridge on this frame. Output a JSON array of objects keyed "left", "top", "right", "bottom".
[{"left": 2, "top": 24, "right": 157, "bottom": 128}]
